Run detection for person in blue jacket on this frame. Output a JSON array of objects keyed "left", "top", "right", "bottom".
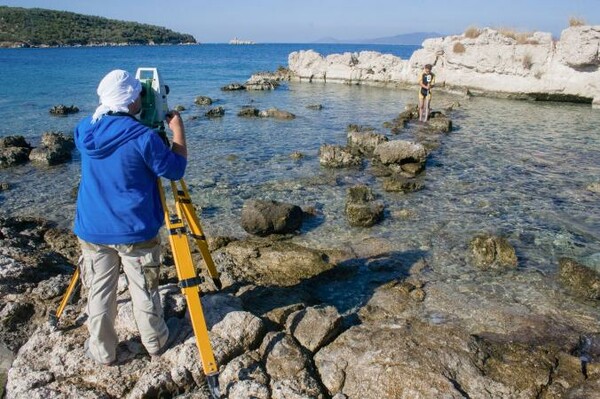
[{"left": 74, "top": 69, "right": 187, "bottom": 365}]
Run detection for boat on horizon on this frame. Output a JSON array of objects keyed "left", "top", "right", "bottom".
[{"left": 229, "top": 37, "right": 255, "bottom": 45}]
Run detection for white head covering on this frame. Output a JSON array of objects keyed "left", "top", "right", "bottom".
[{"left": 91, "top": 69, "right": 142, "bottom": 123}]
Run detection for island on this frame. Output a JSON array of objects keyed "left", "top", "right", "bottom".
[{"left": 0, "top": 6, "right": 196, "bottom": 48}]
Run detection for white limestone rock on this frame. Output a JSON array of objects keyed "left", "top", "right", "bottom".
[{"left": 288, "top": 26, "right": 600, "bottom": 105}]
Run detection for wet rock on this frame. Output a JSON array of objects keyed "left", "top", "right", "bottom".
[
  {"left": 285, "top": 305, "right": 343, "bottom": 353},
  {"left": 0, "top": 136, "right": 32, "bottom": 168},
  {"left": 374, "top": 140, "right": 428, "bottom": 166},
  {"left": 42, "top": 227, "right": 79, "bottom": 264},
  {"left": 307, "top": 104, "right": 323, "bottom": 110},
  {"left": 587, "top": 182, "right": 600, "bottom": 193},
  {"left": 384, "top": 108, "right": 417, "bottom": 133},
  {"left": 345, "top": 185, "right": 384, "bottom": 227},
  {"left": 559, "top": 258, "right": 600, "bottom": 300},
  {"left": 258, "top": 108, "right": 296, "bottom": 120},
  {"left": 346, "top": 130, "right": 388, "bottom": 155},
  {"left": 245, "top": 76, "right": 279, "bottom": 90},
  {"left": 260, "top": 332, "right": 326, "bottom": 399},
  {"left": 205, "top": 106, "right": 225, "bottom": 118},
  {"left": 29, "top": 132, "right": 75, "bottom": 166},
  {"left": 240, "top": 199, "right": 303, "bottom": 236},
  {"left": 237, "top": 107, "right": 260, "bottom": 117},
  {"left": 469, "top": 233, "right": 518, "bottom": 270},
  {"left": 425, "top": 114, "right": 453, "bottom": 133},
  {"left": 194, "top": 96, "right": 213, "bottom": 106},
  {"left": 214, "top": 239, "right": 333, "bottom": 286},
  {"left": 382, "top": 176, "right": 424, "bottom": 193},
  {"left": 0, "top": 136, "right": 30, "bottom": 148},
  {"left": 221, "top": 83, "right": 246, "bottom": 91},
  {"left": 289, "top": 151, "right": 304, "bottom": 160},
  {"left": 0, "top": 181, "right": 9, "bottom": 191},
  {"left": 399, "top": 162, "right": 425, "bottom": 176},
  {"left": 319, "top": 144, "right": 362, "bottom": 168},
  {"left": 49, "top": 104, "right": 79, "bottom": 116},
  {"left": 346, "top": 124, "right": 376, "bottom": 133},
  {"left": 174, "top": 105, "right": 186, "bottom": 111}
]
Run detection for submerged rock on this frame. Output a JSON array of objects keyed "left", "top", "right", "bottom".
[
  {"left": 587, "top": 182, "right": 600, "bottom": 193},
  {"left": 237, "top": 107, "right": 260, "bottom": 117},
  {"left": 221, "top": 83, "right": 246, "bottom": 91},
  {"left": 345, "top": 185, "right": 384, "bottom": 227},
  {"left": 559, "top": 257, "right": 600, "bottom": 300},
  {"left": 194, "top": 96, "right": 213, "bottom": 106},
  {"left": 469, "top": 233, "right": 518, "bottom": 270},
  {"left": 205, "top": 106, "right": 225, "bottom": 118},
  {"left": 382, "top": 176, "right": 424, "bottom": 193},
  {"left": 258, "top": 108, "right": 296, "bottom": 120},
  {"left": 240, "top": 199, "right": 304, "bottom": 236},
  {"left": 49, "top": 104, "right": 79, "bottom": 116},
  {"left": 319, "top": 144, "right": 362, "bottom": 168}
]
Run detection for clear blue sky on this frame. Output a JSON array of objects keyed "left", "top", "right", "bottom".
[{"left": 1, "top": 0, "right": 598, "bottom": 43}]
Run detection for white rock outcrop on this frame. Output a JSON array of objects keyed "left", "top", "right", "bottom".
[{"left": 288, "top": 26, "right": 600, "bottom": 106}]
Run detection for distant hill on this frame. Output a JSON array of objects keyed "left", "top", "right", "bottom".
[
  {"left": 0, "top": 6, "right": 196, "bottom": 47},
  {"left": 314, "top": 32, "right": 443, "bottom": 45}
]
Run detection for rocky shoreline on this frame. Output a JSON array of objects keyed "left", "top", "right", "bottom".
[
  {"left": 287, "top": 25, "right": 600, "bottom": 107},
  {"left": 2, "top": 42, "right": 600, "bottom": 397},
  {"left": 1, "top": 92, "right": 600, "bottom": 398}
]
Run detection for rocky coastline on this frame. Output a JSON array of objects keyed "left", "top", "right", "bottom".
[
  {"left": 1, "top": 95, "right": 600, "bottom": 398},
  {"left": 288, "top": 25, "right": 600, "bottom": 107},
  {"left": 1, "top": 37, "right": 600, "bottom": 398}
]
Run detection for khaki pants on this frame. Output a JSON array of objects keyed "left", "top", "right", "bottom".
[{"left": 79, "top": 236, "right": 168, "bottom": 364}]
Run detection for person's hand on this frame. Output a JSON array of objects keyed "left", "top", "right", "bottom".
[{"left": 166, "top": 110, "right": 184, "bottom": 132}]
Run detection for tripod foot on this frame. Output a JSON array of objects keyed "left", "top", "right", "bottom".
[
  {"left": 48, "top": 311, "right": 58, "bottom": 330},
  {"left": 212, "top": 277, "right": 222, "bottom": 291},
  {"left": 206, "top": 372, "right": 220, "bottom": 399}
]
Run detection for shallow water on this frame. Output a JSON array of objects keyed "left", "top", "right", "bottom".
[{"left": 1, "top": 45, "right": 600, "bottom": 278}]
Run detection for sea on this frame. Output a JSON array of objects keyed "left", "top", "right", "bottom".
[{"left": 1, "top": 43, "right": 600, "bottom": 312}]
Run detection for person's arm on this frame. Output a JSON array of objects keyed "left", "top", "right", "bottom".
[
  {"left": 418, "top": 72, "right": 428, "bottom": 89},
  {"left": 166, "top": 111, "right": 187, "bottom": 159}
]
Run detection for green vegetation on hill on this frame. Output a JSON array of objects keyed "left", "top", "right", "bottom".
[{"left": 0, "top": 6, "right": 196, "bottom": 47}]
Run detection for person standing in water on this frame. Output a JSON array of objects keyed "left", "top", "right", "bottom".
[{"left": 418, "top": 64, "right": 435, "bottom": 122}]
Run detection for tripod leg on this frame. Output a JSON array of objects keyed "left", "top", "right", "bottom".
[
  {"left": 172, "top": 180, "right": 221, "bottom": 289},
  {"left": 158, "top": 180, "right": 220, "bottom": 397},
  {"left": 49, "top": 267, "right": 80, "bottom": 328}
]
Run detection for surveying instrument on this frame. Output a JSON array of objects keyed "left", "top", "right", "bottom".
[{"left": 49, "top": 68, "right": 222, "bottom": 398}]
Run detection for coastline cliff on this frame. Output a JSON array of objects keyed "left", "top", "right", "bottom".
[{"left": 288, "top": 26, "right": 600, "bottom": 107}]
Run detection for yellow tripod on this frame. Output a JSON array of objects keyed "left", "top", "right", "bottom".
[{"left": 157, "top": 178, "right": 221, "bottom": 397}]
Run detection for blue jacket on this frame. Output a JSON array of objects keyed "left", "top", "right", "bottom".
[{"left": 74, "top": 114, "right": 186, "bottom": 244}]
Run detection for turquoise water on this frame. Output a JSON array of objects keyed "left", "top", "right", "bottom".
[{"left": 1, "top": 44, "right": 599, "bottom": 276}]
